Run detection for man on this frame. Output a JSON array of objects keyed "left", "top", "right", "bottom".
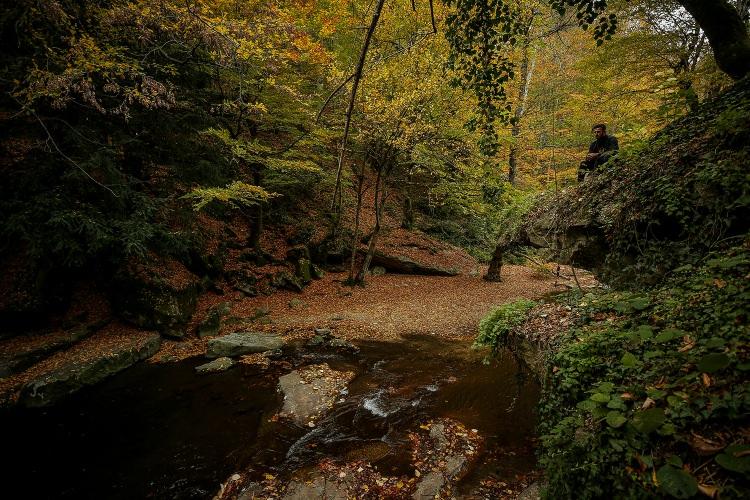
[{"left": 578, "top": 124, "right": 619, "bottom": 182}]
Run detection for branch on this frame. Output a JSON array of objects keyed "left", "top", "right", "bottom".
[
  {"left": 331, "top": 0, "right": 387, "bottom": 213},
  {"left": 30, "top": 109, "right": 117, "bottom": 196},
  {"left": 316, "top": 73, "right": 355, "bottom": 123}
]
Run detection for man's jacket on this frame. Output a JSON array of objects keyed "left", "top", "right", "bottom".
[{"left": 588, "top": 135, "right": 619, "bottom": 165}]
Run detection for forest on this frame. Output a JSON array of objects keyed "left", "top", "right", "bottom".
[{"left": 0, "top": 0, "right": 748, "bottom": 498}]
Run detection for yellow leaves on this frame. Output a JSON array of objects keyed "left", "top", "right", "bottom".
[{"left": 183, "top": 181, "right": 278, "bottom": 211}]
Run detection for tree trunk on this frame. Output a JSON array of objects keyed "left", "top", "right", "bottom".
[
  {"left": 402, "top": 196, "right": 414, "bottom": 229},
  {"left": 248, "top": 203, "right": 263, "bottom": 249},
  {"left": 678, "top": 0, "right": 750, "bottom": 80},
  {"left": 484, "top": 243, "right": 504, "bottom": 282},
  {"left": 356, "top": 168, "right": 384, "bottom": 283},
  {"left": 331, "top": 0, "right": 387, "bottom": 221},
  {"left": 248, "top": 169, "right": 264, "bottom": 248},
  {"left": 508, "top": 15, "right": 536, "bottom": 185},
  {"left": 347, "top": 167, "right": 366, "bottom": 282}
]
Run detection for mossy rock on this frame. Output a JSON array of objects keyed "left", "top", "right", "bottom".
[
  {"left": 197, "top": 302, "right": 232, "bottom": 338},
  {"left": 112, "top": 258, "right": 200, "bottom": 338}
]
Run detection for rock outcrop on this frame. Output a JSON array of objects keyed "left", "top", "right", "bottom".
[
  {"left": 18, "top": 331, "right": 160, "bottom": 407},
  {"left": 206, "top": 331, "right": 284, "bottom": 358},
  {"left": 367, "top": 250, "right": 459, "bottom": 276},
  {"left": 112, "top": 256, "right": 200, "bottom": 338}
]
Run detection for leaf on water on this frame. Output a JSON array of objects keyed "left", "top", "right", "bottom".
[
  {"left": 656, "top": 465, "right": 698, "bottom": 499},
  {"left": 697, "top": 353, "right": 731, "bottom": 373}
]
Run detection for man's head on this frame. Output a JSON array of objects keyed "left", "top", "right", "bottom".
[{"left": 592, "top": 124, "right": 607, "bottom": 139}]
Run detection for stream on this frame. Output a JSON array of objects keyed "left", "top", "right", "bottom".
[{"left": 2, "top": 334, "right": 539, "bottom": 499}]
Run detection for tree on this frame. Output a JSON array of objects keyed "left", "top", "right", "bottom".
[{"left": 548, "top": 0, "right": 750, "bottom": 80}]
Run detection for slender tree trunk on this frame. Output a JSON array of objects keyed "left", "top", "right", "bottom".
[
  {"left": 678, "top": 0, "right": 750, "bottom": 80},
  {"left": 331, "top": 0, "right": 387, "bottom": 224},
  {"left": 402, "top": 196, "right": 414, "bottom": 229},
  {"left": 508, "top": 14, "right": 536, "bottom": 185},
  {"left": 508, "top": 49, "right": 535, "bottom": 184},
  {"left": 248, "top": 169, "right": 264, "bottom": 248},
  {"left": 347, "top": 166, "right": 366, "bottom": 282},
  {"left": 357, "top": 168, "right": 384, "bottom": 283}
]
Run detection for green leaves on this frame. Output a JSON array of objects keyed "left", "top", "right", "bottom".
[
  {"left": 654, "top": 328, "right": 683, "bottom": 343},
  {"left": 697, "top": 353, "right": 731, "bottom": 373},
  {"left": 182, "top": 181, "right": 277, "bottom": 211},
  {"left": 632, "top": 407, "right": 665, "bottom": 433},
  {"left": 475, "top": 299, "right": 536, "bottom": 350},
  {"left": 605, "top": 411, "right": 626, "bottom": 428},
  {"left": 656, "top": 465, "right": 698, "bottom": 499},
  {"left": 715, "top": 445, "right": 750, "bottom": 474},
  {"left": 621, "top": 351, "right": 638, "bottom": 368}
]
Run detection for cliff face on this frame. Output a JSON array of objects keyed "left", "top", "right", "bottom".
[{"left": 507, "top": 76, "right": 750, "bottom": 287}]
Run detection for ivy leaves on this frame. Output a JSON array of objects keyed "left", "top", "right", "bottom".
[{"left": 538, "top": 243, "right": 750, "bottom": 498}]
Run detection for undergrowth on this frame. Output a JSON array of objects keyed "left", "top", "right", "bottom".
[
  {"left": 475, "top": 299, "right": 536, "bottom": 352},
  {"left": 537, "top": 242, "right": 750, "bottom": 499}
]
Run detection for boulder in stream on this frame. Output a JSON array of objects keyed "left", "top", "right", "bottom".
[
  {"left": 277, "top": 363, "right": 354, "bottom": 426},
  {"left": 206, "top": 331, "right": 284, "bottom": 358},
  {"left": 195, "top": 357, "right": 235, "bottom": 374},
  {"left": 283, "top": 477, "right": 348, "bottom": 500}
]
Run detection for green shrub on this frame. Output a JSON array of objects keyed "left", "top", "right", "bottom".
[{"left": 475, "top": 299, "right": 536, "bottom": 351}]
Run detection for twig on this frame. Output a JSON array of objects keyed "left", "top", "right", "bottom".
[
  {"left": 570, "top": 263, "right": 583, "bottom": 291},
  {"left": 316, "top": 73, "right": 355, "bottom": 123},
  {"left": 30, "top": 108, "right": 117, "bottom": 196}
]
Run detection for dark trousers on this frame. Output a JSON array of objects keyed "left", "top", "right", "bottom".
[{"left": 578, "top": 160, "right": 594, "bottom": 182}]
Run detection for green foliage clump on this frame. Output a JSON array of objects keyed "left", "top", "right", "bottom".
[
  {"left": 475, "top": 299, "right": 536, "bottom": 352},
  {"left": 183, "top": 182, "right": 276, "bottom": 212},
  {"left": 538, "top": 242, "right": 750, "bottom": 499}
]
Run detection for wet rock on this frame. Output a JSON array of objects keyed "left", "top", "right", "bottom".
[
  {"left": 283, "top": 477, "right": 347, "bottom": 500},
  {"left": 236, "top": 482, "right": 264, "bottom": 500},
  {"left": 444, "top": 455, "right": 467, "bottom": 478},
  {"left": 195, "top": 357, "right": 235, "bottom": 374},
  {"left": 206, "top": 332, "right": 284, "bottom": 358},
  {"left": 517, "top": 481, "right": 543, "bottom": 500},
  {"left": 278, "top": 363, "right": 354, "bottom": 425},
  {"left": 197, "top": 302, "right": 231, "bottom": 338},
  {"left": 413, "top": 471, "right": 444, "bottom": 499},
  {"left": 429, "top": 423, "right": 448, "bottom": 448},
  {"left": 305, "top": 329, "right": 358, "bottom": 353},
  {"left": 18, "top": 333, "right": 160, "bottom": 408},
  {"left": 368, "top": 251, "right": 459, "bottom": 276}
]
